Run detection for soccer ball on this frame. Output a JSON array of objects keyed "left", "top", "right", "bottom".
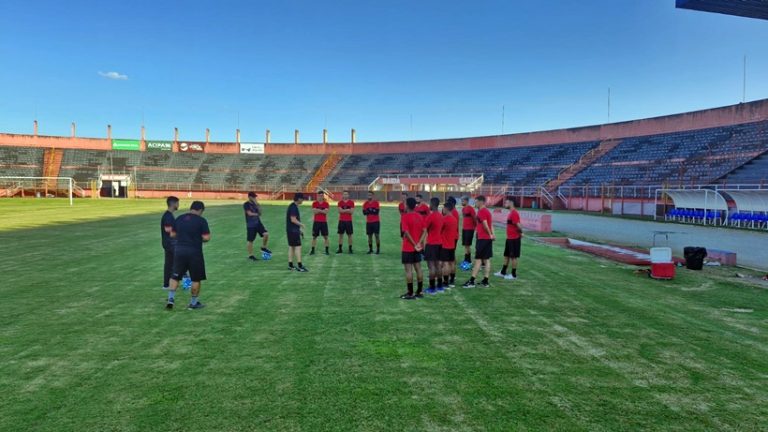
[
  {"left": 262, "top": 251, "right": 272, "bottom": 261},
  {"left": 460, "top": 261, "right": 472, "bottom": 271},
  {"left": 181, "top": 275, "right": 192, "bottom": 290}
]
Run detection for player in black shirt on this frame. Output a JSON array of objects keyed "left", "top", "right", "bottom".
[
  {"left": 287, "top": 193, "right": 308, "bottom": 272},
  {"left": 160, "top": 196, "right": 179, "bottom": 290},
  {"left": 244, "top": 192, "right": 271, "bottom": 261},
  {"left": 166, "top": 201, "right": 211, "bottom": 310}
]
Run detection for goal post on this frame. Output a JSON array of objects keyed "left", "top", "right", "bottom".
[{"left": 0, "top": 176, "right": 75, "bottom": 206}]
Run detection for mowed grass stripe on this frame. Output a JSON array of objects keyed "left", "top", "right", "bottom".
[{"left": 0, "top": 200, "right": 766, "bottom": 431}]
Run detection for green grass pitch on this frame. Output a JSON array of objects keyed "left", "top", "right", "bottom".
[{"left": 1, "top": 199, "right": 767, "bottom": 431}]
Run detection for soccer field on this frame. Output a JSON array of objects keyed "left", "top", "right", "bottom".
[{"left": 1, "top": 199, "right": 767, "bottom": 431}]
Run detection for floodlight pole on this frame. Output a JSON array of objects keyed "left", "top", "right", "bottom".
[
  {"left": 743, "top": 55, "right": 747, "bottom": 103},
  {"left": 501, "top": 105, "right": 505, "bottom": 134}
]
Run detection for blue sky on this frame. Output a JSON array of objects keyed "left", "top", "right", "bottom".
[{"left": 1, "top": 0, "right": 766, "bottom": 143}]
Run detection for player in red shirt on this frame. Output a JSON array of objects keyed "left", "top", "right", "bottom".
[
  {"left": 460, "top": 196, "right": 477, "bottom": 264},
  {"left": 400, "top": 197, "right": 427, "bottom": 300},
  {"left": 447, "top": 196, "right": 460, "bottom": 248},
  {"left": 310, "top": 192, "right": 330, "bottom": 255},
  {"left": 415, "top": 194, "right": 430, "bottom": 219},
  {"left": 463, "top": 196, "right": 494, "bottom": 288},
  {"left": 440, "top": 200, "right": 459, "bottom": 288},
  {"left": 495, "top": 196, "right": 522, "bottom": 280},
  {"left": 423, "top": 197, "right": 444, "bottom": 294},
  {"left": 398, "top": 192, "right": 408, "bottom": 237},
  {"left": 362, "top": 191, "right": 381, "bottom": 254},
  {"left": 336, "top": 191, "right": 355, "bottom": 254}
]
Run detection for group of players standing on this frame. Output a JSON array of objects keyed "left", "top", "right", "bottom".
[
  {"left": 240, "top": 189, "right": 384, "bottom": 272},
  {"left": 159, "top": 190, "right": 522, "bottom": 309},
  {"left": 398, "top": 193, "right": 522, "bottom": 300}
]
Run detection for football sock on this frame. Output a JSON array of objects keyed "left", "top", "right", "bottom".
[
  {"left": 464, "top": 254, "right": 471, "bottom": 262},
  {"left": 429, "top": 278, "right": 435, "bottom": 288},
  {"left": 450, "top": 273, "right": 456, "bottom": 283},
  {"left": 501, "top": 265, "right": 508, "bottom": 275},
  {"left": 376, "top": 243, "right": 380, "bottom": 253},
  {"left": 310, "top": 247, "right": 315, "bottom": 253},
  {"left": 298, "top": 262, "right": 303, "bottom": 268},
  {"left": 289, "top": 262, "right": 294, "bottom": 268},
  {"left": 512, "top": 268, "right": 517, "bottom": 277},
  {"left": 469, "top": 277, "right": 475, "bottom": 283},
  {"left": 407, "top": 282, "right": 414, "bottom": 295},
  {"left": 443, "top": 275, "right": 449, "bottom": 285},
  {"left": 190, "top": 296, "right": 198, "bottom": 305},
  {"left": 368, "top": 243, "right": 372, "bottom": 252},
  {"left": 417, "top": 281, "right": 424, "bottom": 294},
  {"left": 349, "top": 245, "right": 353, "bottom": 253},
  {"left": 325, "top": 247, "right": 329, "bottom": 253},
  {"left": 168, "top": 290, "right": 175, "bottom": 301},
  {"left": 482, "top": 277, "right": 489, "bottom": 284},
  {"left": 436, "top": 278, "right": 443, "bottom": 289},
  {"left": 337, "top": 245, "right": 342, "bottom": 252}
]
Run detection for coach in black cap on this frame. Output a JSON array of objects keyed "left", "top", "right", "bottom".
[{"left": 287, "top": 193, "right": 308, "bottom": 272}]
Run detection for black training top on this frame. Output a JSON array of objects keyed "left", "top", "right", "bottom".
[
  {"left": 173, "top": 213, "right": 210, "bottom": 253},
  {"left": 161, "top": 211, "right": 175, "bottom": 249},
  {"left": 243, "top": 201, "right": 261, "bottom": 227},
  {"left": 286, "top": 202, "right": 301, "bottom": 233}
]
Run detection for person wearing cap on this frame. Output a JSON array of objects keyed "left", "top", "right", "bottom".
[
  {"left": 287, "top": 193, "right": 309, "bottom": 272},
  {"left": 166, "top": 201, "right": 211, "bottom": 310},
  {"left": 244, "top": 192, "right": 271, "bottom": 261}
]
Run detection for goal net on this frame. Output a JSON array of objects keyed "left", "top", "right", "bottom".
[{"left": 0, "top": 176, "right": 76, "bottom": 205}]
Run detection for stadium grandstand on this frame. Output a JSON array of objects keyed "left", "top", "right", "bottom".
[
  {"left": 2, "top": 98, "right": 767, "bottom": 214},
  {"left": 4, "top": 1, "right": 768, "bottom": 431}
]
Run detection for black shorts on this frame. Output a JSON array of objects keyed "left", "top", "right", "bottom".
[
  {"left": 287, "top": 231, "right": 302, "bottom": 247},
  {"left": 312, "top": 221, "right": 329, "bottom": 237},
  {"left": 475, "top": 239, "right": 494, "bottom": 260},
  {"left": 439, "top": 248, "right": 456, "bottom": 262},
  {"left": 504, "top": 238, "right": 522, "bottom": 259},
  {"left": 246, "top": 223, "right": 267, "bottom": 242},
  {"left": 424, "top": 244, "right": 442, "bottom": 262},
  {"left": 172, "top": 250, "right": 206, "bottom": 282},
  {"left": 401, "top": 251, "right": 423, "bottom": 264},
  {"left": 338, "top": 221, "right": 353, "bottom": 235},
  {"left": 462, "top": 229, "right": 475, "bottom": 246},
  {"left": 366, "top": 222, "right": 380, "bottom": 235}
]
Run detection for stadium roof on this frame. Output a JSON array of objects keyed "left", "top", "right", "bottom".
[{"left": 676, "top": 0, "right": 768, "bottom": 21}]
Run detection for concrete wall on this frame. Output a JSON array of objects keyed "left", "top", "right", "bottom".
[
  {"left": 0, "top": 134, "right": 110, "bottom": 150},
  {"left": 2, "top": 99, "right": 767, "bottom": 155}
]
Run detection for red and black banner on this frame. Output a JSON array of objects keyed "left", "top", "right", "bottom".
[{"left": 177, "top": 141, "right": 206, "bottom": 153}]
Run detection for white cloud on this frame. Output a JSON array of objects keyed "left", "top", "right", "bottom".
[{"left": 98, "top": 71, "right": 128, "bottom": 80}]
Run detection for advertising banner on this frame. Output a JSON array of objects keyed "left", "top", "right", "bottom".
[
  {"left": 146, "top": 140, "right": 173, "bottom": 152},
  {"left": 112, "top": 139, "right": 141, "bottom": 151},
  {"left": 178, "top": 141, "right": 206, "bottom": 153},
  {"left": 240, "top": 143, "right": 265, "bottom": 154}
]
